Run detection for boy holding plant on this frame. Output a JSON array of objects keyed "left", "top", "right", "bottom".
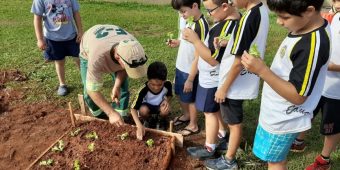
[
  {"left": 241, "top": 0, "right": 330, "bottom": 169},
  {"left": 168, "top": 0, "right": 209, "bottom": 136},
  {"left": 181, "top": 0, "right": 239, "bottom": 164}
]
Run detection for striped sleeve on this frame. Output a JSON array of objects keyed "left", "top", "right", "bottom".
[
  {"left": 231, "top": 8, "right": 261, "bottom": 56},
  {"left": 131, "top": 84, "right": 149, "bottom": 110},
  {"left": 289, "top": 29, "right": 330, "bottom": 96},
  {"left": 194, "top": 16, "right": 209, "bottom": 42}
]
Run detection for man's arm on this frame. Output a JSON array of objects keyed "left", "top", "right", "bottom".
[
  {"left": 33, "top": 14, "right": 46, "bottom": 50},
  {"left": 111, "top": 70, "right": 128, "bottom": 104}
]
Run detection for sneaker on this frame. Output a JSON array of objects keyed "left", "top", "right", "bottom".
[
  {"left": 187, "top": 145, "right": 216, "bottom": 160},
  {"left": 216, "top": 134, "right": 229, "bottom": 152},
  {"left": 305, "top": 155, "right": 331, "bottom": 170},
  {"left": 205, "top": 155, "right": 238, "bottom": 170},
  {"left": 290, "top": 140, "right": 306, "bottom": 153},
  {"left": 57, "top": 85, "right": 69, "bottom": 96}
]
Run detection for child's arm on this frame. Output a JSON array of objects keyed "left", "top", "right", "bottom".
[
  {"left": 33, "top": 14, "right": 46, "bottom": 50},
  {"left": 184, "top": 51, "right": 199, "bottom": 93},
  {"left": 73, "top": 11, "right": 83, "bottom": 43},
  {"left": 182, "top": 28, "right": 219, "bottom": 66},
  {"left": 130, "top": 108, "right": 145, "bottom": 140},
  {"left": 241, "top": 52, "right": 307, "bottom": 105},
  {"left": 328, "top": 62, "right": 340, "bottom": 72}
]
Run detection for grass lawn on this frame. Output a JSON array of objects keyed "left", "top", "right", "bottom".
[{"left": 0, "top": 0, "right": 339, "bottom": 169}]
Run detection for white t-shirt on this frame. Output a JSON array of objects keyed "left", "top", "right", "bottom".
[
  {"left": 322, "top": 13, "right": 340, "bottom": 99},
  {"left": 259, "top": 22, "right": 331, "bottom": 134},
  {"left": 219, "top": 2, "right": 269, "bottom": 99},
  {"left": 198, "top": 20, "right": 237, "bottom": 88},
  {"left": 176, "top": 15, "right": 209, "bottom": 73}
]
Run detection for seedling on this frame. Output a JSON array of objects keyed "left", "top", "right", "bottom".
[
  {"left": 70, "top": 128, "right": 81, "bottom": 137},
  {"left": 187, "top": 16, "right": 195, "bottom": 28},
  {"left": 118, "top": 132, "right": 129, "bottom": 140},
  {"left": 88, "top": 143, "right": 95, "bottom": 152},
  {"left": 85, "top": 131, "right": 98, "bottom": 140},
  {"left": 218, "top": 34, "right": 231, "bottom": 42},
  {"left": 146, "top": 139, "right": 154, "bottom": 147},
  {"left": 166, "top": 32, "right": 174, "bottom": 43},
  {"left": 39, "top": 159, "right": 53, "bottom": 166},
  {"left": 249, "top": 44, "right": 260, "bottom": 58},
  {"left": 51, "top": 140, "right": 64, "bottom": 152},
  {"left": 74, "top": 159, "right": 80, "bottom": 170}
]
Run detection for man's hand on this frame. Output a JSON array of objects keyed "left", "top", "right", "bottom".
[
  {"left": 183, "top": 79, "right": 193, "bottom": 93},
  {"left": 37, "top": 39, "right": 46, "bottom": 50},
  {"left": 166, "top": 39, "right": 180, "bottom": 48},
  {"left": 214, "top": 88, "right": 226, "bottom": 103},
  {"left": 182, "top": 28, "right": 200, "bottom": 44},
  {"left": 108, "top": 112, "right": 124, "bottom": 127},
  {"left": 136, "top": 125, "right": 145, "bottom": 140},
  {"left": 111, "top": 86, "right": 120, "bottom": 106}
]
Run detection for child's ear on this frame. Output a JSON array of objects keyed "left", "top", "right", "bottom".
[
  {"left": 304, "top": 6, "right": 317, "bottom": 17},
  {"left": 192, "top": 2, "right": 199, "bottom": 9}
]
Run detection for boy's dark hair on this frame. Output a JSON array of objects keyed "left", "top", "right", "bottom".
[
  {"left": 171, "top": 0, "right": 201, "bottom": 10},
  {"left": 267, "top": 0, "right": 324, "bottom": 16},
  {"left": 202, "top": 0, "right": 230, "bottom": 6},
  {"left": 147, "top": 61, "right": 167, "bottom": 81}
]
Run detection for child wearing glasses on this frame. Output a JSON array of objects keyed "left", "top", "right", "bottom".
[
  {"left": 168, "top": 0, "right": 209, "bottom": 136},
  {"left": 130, "top": 62, "right": 173, "bottom": 140},
  {"left": 181, "top": 0, "right": 240, "bottom": 165}
]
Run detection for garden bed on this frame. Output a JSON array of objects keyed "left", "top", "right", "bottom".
[{"left": 29, "top": 120, "right": 174, "bottom": 169}]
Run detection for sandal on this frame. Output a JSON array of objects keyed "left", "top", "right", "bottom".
[
  {"left": 177, "top": 128, "right": 200, "bottom": 136},
  {"left": 173, "top": 115, "right": 190, "bottom": 126}
]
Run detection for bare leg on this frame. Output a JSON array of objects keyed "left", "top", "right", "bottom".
[
  {"left": 55, "top": 59, "right": 66, "bottom": 85},
  {"left": 268, "top": 161, "right": 287, "bottom": 170},
  {"left": 205, "top": 111, "right": 219, "bottom": 145},
  {"left": 225, "top": 123, "right": 242, "bottom": 160},
  {"left": 321, "top": 133, "right": 340, "bottom": 157}
]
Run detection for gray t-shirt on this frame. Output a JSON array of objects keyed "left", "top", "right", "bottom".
[{"left": 31, "top": 0, "right": 79, "bottom": 41}]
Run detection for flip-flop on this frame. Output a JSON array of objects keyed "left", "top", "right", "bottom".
[
  {"left": 173, "top": 115, "right": 190, "bottom": 126},
  {"left": 178, "top": 128, "right": 200, "bottom": 136}
]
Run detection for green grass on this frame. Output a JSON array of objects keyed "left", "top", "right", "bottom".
[{"left": 0, "top": 0, "right": 339, "bottom": 169}]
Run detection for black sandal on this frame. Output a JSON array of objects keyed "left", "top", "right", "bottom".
[{"left": 173, "top": 115, "right": 190, "bottom": 126}]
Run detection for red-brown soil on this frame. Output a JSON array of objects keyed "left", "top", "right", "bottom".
[{"left": 0, "top": 70, "right": 205, "bottom": 170}]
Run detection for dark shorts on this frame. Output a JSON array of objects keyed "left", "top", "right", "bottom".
[
  {"left": 174, "top": 68, "right": 198, "bottom": 103},
  {"left": 195, "top": 84, "right": 219, "bottom": 113},
  {"left": 44, "top": 37, "right": 79, "bottom": 61},
  {"left": 220, "top": 98, "right": 244, "bottom": 124},
  {"left": 141, "top": 103, "right": 160, "bottom": 115},
  {"left": 313, "top": 96, "right": 340, "bottom": 135}
]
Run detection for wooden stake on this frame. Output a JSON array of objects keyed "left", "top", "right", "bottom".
[
  {"left": 68, "top": 102, "right": 76, "bottom": 127},
  {"left": 78, "top": 94, "right": 86, "bottom": 115},
  {"left": 169, "top": 120, "right": 173, "bottom": 132}
]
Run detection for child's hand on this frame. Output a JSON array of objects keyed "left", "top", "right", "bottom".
[
  {"left": 37, "top": 39, "right": 46, "bottom": 50},
  {"left": 213, "top": 37, "right": 228, "bottom": 50},
  {"left": 182, "top": 28, "right": 199, "bottom": 44},
  {"left": 214, "top": 88, "right": 226, "bottom": 103},
  {"left": 160, "top": 100, "right": 170, "bottom": 114},
  {"left": 183, "top": 79, "right": 193, "bottom": 93},
  {"left": 136, "top": 125, "right": 145, "bottom": 140},
  {"left": 166, "top": 39, "right": 180, "bottom": 48},
  {"left": 241, "top": 51, "right": 267, "bottom": 76},
  {"left": 76, "top": 31, "right": 83, "bottom": 43}
]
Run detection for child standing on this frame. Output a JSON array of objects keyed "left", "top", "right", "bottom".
[
  {"left": 182, "top": 0, "right": 239, "bottom": 161},
  {"left": 241, "top": 0, "right": 330, "bottom": 169},
  {"left": 168, "top": 0, "right": 209, "bottom": 136},
  {"left": 131, "top": 62, "right": 172, "bottom": 140},
  {"left": 31, "top": 0, "right": 83, "bottom": 96},
  {"left": 205, "top": 0, "right": 269, "bottom": 169}
]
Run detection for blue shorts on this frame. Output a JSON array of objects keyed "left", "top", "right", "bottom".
[
  {"left": 253, "top": 125, "right": 298, "bottom": 162},
  {"left": 174, "top": 68, "right": 198, "bottom": 103},
  {"left": 44, "top": 37, "right": 79, "bottom": 61},
  {"left": 195, "top": 84, "right": 219, "bottom": 113}
]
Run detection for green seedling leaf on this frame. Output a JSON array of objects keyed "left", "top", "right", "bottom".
[
  {"left": 85, "top": 131, "right": 98, "bottom": 140},
  {"left": 70, "top": 128, "right": 81, "bottom": 137},
  {"left": 51, "top": 140, "right": 64, "bottom": 152},
  {"left": 167, "top": 32, "right": 174, "bottom": 40},
  {"left": 187, "top": 16, "right": 195, "bottom": 28},
  {"left": 88, "top": 143, "right": 95, "bottom": 152},
  {"left": 218, "top": 34, "right": 231, "bottom": 42},
  {"left": 119, "top": 132, "right": 129, "bottom": 140},
  {"left": 146, "top": 139, "right": 154, "bottom": 147},
  {"left": 39, "top": 159, "right": 53, "bottom": 166},
  {"left": 249, "top": 44, "right": 261, "bottom": 58},
  {"left": 74, "top": 159, "right": 80, "bottom": 170}
]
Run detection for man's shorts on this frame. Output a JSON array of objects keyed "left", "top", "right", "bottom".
[
  {"left": 195, "top": 84, "right": 219, "bottom": 113},
  {"left": 174, "top": 68, "right": 198, "bottom": 103},
  {"left": 253, "top": 125, "right": 298, "bottom": 162},
  {"left": 220, "top": 99, "right": 244, "bottom": 124},
  {"left": 313, "top": 96, "right": 340, "bottom": 135},
  {"left": 44, "top": 37, "right": 79, "bottom": 61}
]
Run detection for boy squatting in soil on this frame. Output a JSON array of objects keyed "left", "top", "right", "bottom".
[
  {"left": 31, "top": 0, "right": 83, "bottom": 96},
  {"left": 168, "top": 0, "right": 209, "bottom": 136},
  {"left": 79, "top": 24, "right": 148, "bottom": 127},
  {"left": 241, "top": 0, "right": 330, "bottom": 169},
  {"left": 130, "top": 61, "right": 172, "bottom": 140}
]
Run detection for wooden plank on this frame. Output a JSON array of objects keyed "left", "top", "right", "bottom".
[
  {"left": 77, "top": 94, "right": 86, "bottom": 115},
  {"left": 68, "top": 102, "right": 76, "bottom": 127},
  {"left": 74, "top": 114, "right": 183, "bottom": 147}
]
